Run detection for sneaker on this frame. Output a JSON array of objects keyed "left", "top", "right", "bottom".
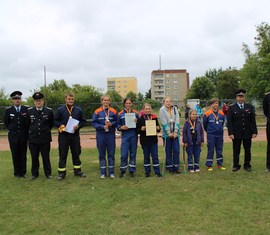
[
  {"left": 189, "top": 169, "right": 195, "bottom": 173},
  {"left": 100, "top": 174, "right": 106, "bottom": 179},
  {"left": 145, "top": 173, "right": 150, "bottom": 177},
  {"left": 217, "top": 166, "right": 226, "bottom": 170},
  {"left": 155, "top": 173, "right": 162, "bottom": 177},
  {"left": 195, "top": 169, "right": 200, "bottom": 172},
  {"left": 110, "top": 174, "right": 115, "bottom": 179},
  {"left": 207, "top": 167, "right": 213, "bottom": 171}
]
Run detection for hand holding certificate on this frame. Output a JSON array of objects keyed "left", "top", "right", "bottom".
[
  {"left": 65, "top": 118, "right": 80, "bottom": 134},
  {"left": 145, "top": 120, "right": 157, "bottom": 136},
  {"left": 125, "top": 113, "right": 136, "bottom": 128}
]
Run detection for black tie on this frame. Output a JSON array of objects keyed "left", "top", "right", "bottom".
[
  {"left": 16, "top": 108, "right": 19, "bottom": 112},
  {"left": 240, "top": 104, "right": 244, "bottom": 109}
]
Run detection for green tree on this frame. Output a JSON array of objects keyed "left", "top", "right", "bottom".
[
  {"left": 145, "top": 88, "right": 151, "bottom": 99},
  {"left": 205, "top": 68, "right": 223, "bottom": 89},
  {"left": 0, "top": 88, "right": 10, "bottom": 106},
  {"left": 240, "top": 22, "right": 270, "bottom": 100},
  {"left": 217, "top": 68, "right": 240, "bottom": 99},
  {"left": 126, "top": 91, "right": 137, "bottom": 101},
  {"left": 106, "top": 90, "right": 123, "bottom": 102},
  {"left": 186, "top": 76, "right": 215, "bottom": 100},
  {"left": 137, "top": 92, "right": 144, "bottom": 102}
]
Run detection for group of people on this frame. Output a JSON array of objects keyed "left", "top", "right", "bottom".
[{"left": 3, "top": 88, "right": 270, "bottom": 180}]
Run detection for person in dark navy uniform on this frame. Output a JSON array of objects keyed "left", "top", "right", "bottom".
[
  {"left": 4, "top": 91, "right": 28, "bottom": 178},
  {"left": 26, "top": 92, "right": 54, "bottom": 179},
  {"left": 54, "top": 93, "right": 87, "bottom": 180},
  {"left": 263, "top": 91, "right": 270, "bottom": 172},
  {"left": 227, "top": 89, "right": 258, "bottom": 172}
]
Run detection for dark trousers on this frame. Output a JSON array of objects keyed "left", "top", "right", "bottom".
[
  {"left": 9, "top": 141, "right": 27, "bottom": 177},
  {"left": 29, "top": 142, "right": 51, "bottom": 177},
  {"left": 165, "top": 137, "right": 180, "bottom": 172},
  {"left": 58, "top": 133, "right": 82, "bottom": 175},
  {"left": 233, "top": 138, "right": 252, "bottom": 168},
  {"left": 142, "top": 142, "right": 160, "bottom": 174},
  {"left": 267, "top": 121, "right": 270, "bottom": 169}
]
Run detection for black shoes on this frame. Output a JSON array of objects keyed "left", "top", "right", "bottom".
[
  {"left": 31, "top": 175, "right": 38, "bottom": 180},
  {"left": 58, "top": 173, "right": 65, "bottom": 180},
  {"left": 145, "top": 173, "right": 150, "bottom": 177},
  {"left": 46, "top": 175, "right": 53, "bottom": 179},
  {"left": 244, "top": 167, "right": 252, "bottom": 172},
  {"left": 155, "top": 173, "right": 162, "bottom": 177},
  {"left": 74, "top": 172, "right": 87, "bottom": 178},
  {"left": 119, "top": 172, "right": 125, "bottom": 178},
  {"left": 232, "top": 165, "right": 241, "bottom": 172},
  {"left": 174, "top": 170, "right": 181, "bottom": 174},
  {"left": 129, "top": 172, "right": 135, "bottom": 177}
]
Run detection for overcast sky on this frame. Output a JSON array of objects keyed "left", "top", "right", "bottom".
[{"left": 1, "top": 0, "right": 270, "bottom": 98}]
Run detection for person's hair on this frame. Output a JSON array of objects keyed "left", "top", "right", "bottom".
[
  {"left": 210, "top": 98, "right": 219, "bottom": 105},
  {"left": 142, "top": 103, "right": 151, "bottom": 109},
  {"left": 189, "top": 109, "right": 197, "bottom": 116},
  {"left": 65, "top": 93, "right": 74, "bottom": 98},
  {"left": 123, "top": 97, "right": 133, "bottom": 105},
  {"left": 101, "top": 95, "right": 110, "bottom": 102},
  {"left": 163, "top": 96, "right": 171, "bottom": 103}
]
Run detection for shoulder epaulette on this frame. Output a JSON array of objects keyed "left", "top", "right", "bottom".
[
  {"left": 265, "top": 91, "right": 270, "bottom": 95},
  {"left": 204, "top": 110, "right": 212, "bottom": 117},
  {"left": 95, "top": 107, "right": 103, "bottom": 115},
  {"left": 28, "top": 107, "right": 34, "bottom": 110},
  {"left": 109, "top": 107, "right": 117, "bottom": 114},
  {"left": 5, "top": 106, "right": 11, "bottom": 110},
  {"left": 118, "top": 110, "right": 125, "bottom": 115},
  {"left": 45, "top": 107, "right": 52, "bottom": 110},
  {"left": 132, "top": 109, "right": 139, "bottom": 114}
]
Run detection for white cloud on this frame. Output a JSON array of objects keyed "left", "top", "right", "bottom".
[{"left": 0, "top": 0, "right": 270, "bottom": 98}]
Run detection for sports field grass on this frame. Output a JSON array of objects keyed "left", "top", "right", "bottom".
[{"left": 0, "top": 142, "right": 270, "bottom": 235}]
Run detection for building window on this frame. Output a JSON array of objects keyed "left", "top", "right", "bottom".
[
  {"left": 166, "top": 80, "right": 170, "bottom": 83},
  {"left": 174, "top": 85, "right": 178, "bottom": 89},
  {"left": 166, "top": 85, "right": 170, "bottom": 89},
  {"left": 166, "top": 92, "right": 170, "bottom": 95},
  {"left": 118, "top": 81, "right": 121, "bottom": 84},
  {"left": 154, "top": 74, "right": 163, "bottom": 78},
  {"left": 173, "top": 80, "right": 178, "bottom": 83},
  {"left": 118, "top": 86, "right": 121, "bottom": 89},
  {"left": 124, "top": 81, "right": 127, "bottom": 84},
  {"left": 124, "top": 86, "right": 127, "bottom": 88},
  {"left": 174, "top": 97, "right": 178, "bottom": 101},
  {"left": 173, "top": 74, "right": 177, "bottom": 77},
  {"left": 174, "top": 91, "right": 178, "bottom": 95},
  {"left": 165, "top": 74, "right": 170, "bottom": 78}
]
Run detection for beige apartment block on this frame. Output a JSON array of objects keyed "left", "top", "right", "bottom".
[
  {"left": 107, "top": 77, "right": 138, "bottom": 98},
  {"left": 151, "top": 69, "right": 189, "bottom": 103}
]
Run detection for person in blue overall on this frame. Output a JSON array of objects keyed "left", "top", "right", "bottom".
[
  {"left": 117, "top": 98, "right": 139, "bottom": 177},
  {"left": 203, "top": 98, "right": 226, "bottom": 171},
  {"left": 92, "top": 95, "right": 118, "bottom": 179},
  {"left": 182, "top": 110, "right": 204, "bottom": 172},
  {"left": 159, "top": 97, "right": 180, "bottom": 174},
  {"left": 137, "top": 103, "right": 162, "bottom": 177}
]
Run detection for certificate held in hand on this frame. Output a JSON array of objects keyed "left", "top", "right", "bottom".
[
  {"left": 125, "top": 113, "right": 136, "bottom": 128},
  {"left": 65, "top": 118, "right": 80, "bottom": 134},
  {"left": 145, "top": 120, "right": 157, "bottom": 136}
]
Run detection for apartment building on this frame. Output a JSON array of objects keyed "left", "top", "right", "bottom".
[
  {"left": 151, "top": 69, "right": 189, "bottom": 102},
  {"left": 107, "top": 77, "right": 137, "bottom": 98}
]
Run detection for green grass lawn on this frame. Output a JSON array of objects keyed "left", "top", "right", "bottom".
[{"left": 1, "top": 142, "right": 270, "bottom": 234}]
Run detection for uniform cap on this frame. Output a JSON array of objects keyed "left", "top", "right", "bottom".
[
  {"left": 235, "top": 89, "right": 246, "bottom": 96},
  {"left": 32, "top": 92, "right": 44, "bottom": 100},
  {"left": 10, "top": 91, "right": 22, "bottom": 99}
]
